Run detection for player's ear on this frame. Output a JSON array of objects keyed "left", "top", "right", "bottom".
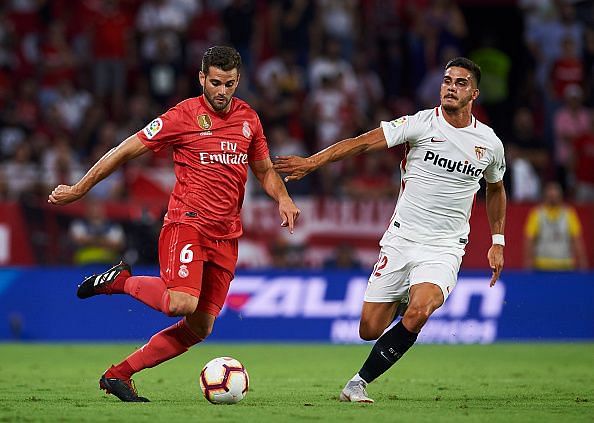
[
  {"left": 236, "top": 71, "right": 241, "bottom": 87},
  {"left": 199, "top": 71, "right": 205, "bottom": 88},
  {"left": 472, "top": 88, "right": 480, "bottom": 101}
]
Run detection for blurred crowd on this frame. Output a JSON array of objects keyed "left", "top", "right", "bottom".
[{"left": 0, "top": 0, "right": 593, "bottom": 266}]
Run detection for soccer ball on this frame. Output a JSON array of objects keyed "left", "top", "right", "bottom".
[{"left": 199, "top": 357, "right": 249, "bottom": 404}]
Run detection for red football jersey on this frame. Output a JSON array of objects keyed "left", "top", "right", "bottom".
[{"left": 137, "top": 96, "right": 269, "bottom": 239}]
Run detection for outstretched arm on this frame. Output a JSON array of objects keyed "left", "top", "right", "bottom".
[
  {"left": 273, "top": 127, "right": 387, "bottom": 181},
  {"left": 250, "top": 157, "right": 301, "bottom": 233},
  {"left": 486, "top": 180, "right": 507, "bottom": 286},
  {"left": 48, "top": 134, "right": 150, "bottom": 205}
]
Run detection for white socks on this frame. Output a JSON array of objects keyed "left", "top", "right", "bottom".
[{"left": 351, "top": 373, "right": 366, "bottom": 384}]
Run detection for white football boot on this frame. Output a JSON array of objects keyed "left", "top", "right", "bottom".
[{"left": 339, "top": 380, "right": 374, "bottom": 403}]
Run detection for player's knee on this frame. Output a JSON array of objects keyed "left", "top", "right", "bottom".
[
  {"left": 190, "top": 323, "right": 213, "bottom": 340},
  {"left": 168, "top": 294, "right": 198, "bottom": 316},
  {"left": 402, "top": 305, "right": 432, "bottom": 330}
]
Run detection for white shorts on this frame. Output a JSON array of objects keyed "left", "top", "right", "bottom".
[{"left": 364, "top": 233, "right": 464, "bottom": 304}]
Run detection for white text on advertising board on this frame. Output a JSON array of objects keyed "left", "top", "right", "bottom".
[{"left": 225, "top": 277, "right": 505, "bottom": 344}]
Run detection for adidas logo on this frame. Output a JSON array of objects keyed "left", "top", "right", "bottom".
[{"left": 93, "top": 270, "right": 117, "bottom": 286}]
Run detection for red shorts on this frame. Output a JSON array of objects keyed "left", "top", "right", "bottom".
[{"left": 158, "top": 223, "right": 238, "bottom": 317}]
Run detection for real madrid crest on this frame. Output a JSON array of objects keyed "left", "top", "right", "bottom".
[
  {"left": 242, "top": 121, "right": 251, "bottom": 139},
  {"left": 197, "top": 114, "right": 212, "bottom": 130},
  {"left": 178, "top": 264, "right": 189, "bottom": 278}
]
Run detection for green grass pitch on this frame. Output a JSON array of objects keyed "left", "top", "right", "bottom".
[{"left": 0, "top": 343, "right": 592, "bottom": 422}]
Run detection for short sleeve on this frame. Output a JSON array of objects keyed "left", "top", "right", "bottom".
[
  {"left": 483, "top": 140, "right": 506, "bottom": 183},
  {"left": 566, "top": 208, "right": 583, "bottom": 237},
  {"left": 380, "top": 116, "right": 409, "bottom": 148},
  {"left": 247, "top": 116, "right": 269, "bottom": 162},
  {"left": 136, "top": 105, "right": 185, "bottom": 153},
  {"left": 380, "top": 111, "right": 425, "bottom": 148}
]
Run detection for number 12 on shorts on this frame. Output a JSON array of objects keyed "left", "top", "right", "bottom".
[{"left": 373, "top": 255, "right": 388, "bottom": 277}]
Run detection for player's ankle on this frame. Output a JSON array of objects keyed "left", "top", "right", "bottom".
[
  {"left": 350, "top": 373, "right": 367, "bottom": 384},
  {"left": 105, "top": 362, "right": 135, "bottom": 380},
  {"left": 110, "top": 278, "right": 127, "bottom": 294}
]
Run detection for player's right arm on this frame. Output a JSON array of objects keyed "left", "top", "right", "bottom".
[
  {"left": 273, "top": 127, "right": 387, "bottom": 182},
  {"left": 48, "top": 134, "right": 150, "bottom": 205}
]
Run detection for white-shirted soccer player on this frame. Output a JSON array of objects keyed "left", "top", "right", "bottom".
[{"left": 274, "top": 57, "right": 506, "bottom": 403}]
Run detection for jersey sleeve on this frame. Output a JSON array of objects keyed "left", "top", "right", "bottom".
[
  {"left": 247, "top": 116, "right": 269, "bottom": 162},
  {"left": 380, "top": 112, "right": 425, "bottom": 148},
  {"left": 566, "top": 208, "right": 583, "bottom": 237},
  {"left": 136, "top": 105, "right": 186, "bottom": 153},
  {"left": 483, "top": 139, "right": 506, "bottom": 183}
]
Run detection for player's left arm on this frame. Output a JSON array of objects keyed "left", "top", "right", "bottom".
[
  {"left": 250, "top": 157, "right": 301, "bottom": 234},
  {"left": 486, "top": 180, "right": 507, "bottom": 287}
]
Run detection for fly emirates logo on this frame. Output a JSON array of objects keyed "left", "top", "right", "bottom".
[
  {"left": 199, "top": 141, "right": 248, "bottom": 165},
  {"left": 423, "top": 150, "right": 484, "bottom": 177}
]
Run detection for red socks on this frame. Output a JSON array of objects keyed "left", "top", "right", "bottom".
[
  {"left": 106, "top": 319, "right": 203, "bottom": 380},
  {"left": 104, "top": 276, "right": 201, "bottom": 380},
  {"left": 123, "top": 276, "right": 171, "bottom": 315}
]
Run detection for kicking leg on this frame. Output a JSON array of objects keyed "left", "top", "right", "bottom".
[
  {"left": 76, "top": 264, "right": 194, "bottom": 316},
  {"left": 76, "top": 262, "right": 174, "bottom": 313}
]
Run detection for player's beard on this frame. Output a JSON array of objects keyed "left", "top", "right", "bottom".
[
  {"left": 205, "top": 91, "right": 231, "bottom": 111},
  {"left": 441, "top": 101, "right": 458, "bottom": 113},
  {"left": 442, "top": 95, "right": 470, "bottom": 113}
]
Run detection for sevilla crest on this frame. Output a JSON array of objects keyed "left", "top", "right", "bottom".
[{"left": 474, "top": 146, "right": 486, "bottom": 160}]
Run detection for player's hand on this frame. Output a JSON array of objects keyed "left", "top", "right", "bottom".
[
  {"left": 48, "top": 184, "right": 84, "bottom": 205},
  {"left": 278, "top": 197, "right": 300, "bottom": 234},
  {"left": 487, "top": 244, "right": 504, "bottom": 287},
  {"left": 273, "top": 156, "right": 315, "bottom": 182}
]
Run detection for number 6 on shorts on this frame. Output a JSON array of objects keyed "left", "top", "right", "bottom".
[{"left": 180, "top": 243, "right": 193, "bottom": 264}]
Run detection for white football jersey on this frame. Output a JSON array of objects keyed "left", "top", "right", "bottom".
[{"left": 380, "top": 106, "right": 506, "bottom": 248}]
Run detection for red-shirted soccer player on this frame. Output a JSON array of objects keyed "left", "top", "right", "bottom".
[{"left": 48, "top": 46, "right": 300, "bottom": 402}]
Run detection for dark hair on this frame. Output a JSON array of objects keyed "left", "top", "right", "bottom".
[
  {"left": 201, "top": 46, "right": 242, "bottom": 74},
  {"left": 445, "top": 57, "right": 481, "bottom": 86}
]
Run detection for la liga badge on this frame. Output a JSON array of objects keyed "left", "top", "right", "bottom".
[
  {"left": 143, "top": 118, "right": 163, "bottom": 139},
  {"left": 389, "top": 116, "right": 407, "bottom": 127}
]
